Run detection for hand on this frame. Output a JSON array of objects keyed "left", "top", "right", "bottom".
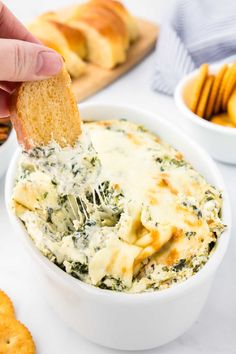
[{"left": 0, "top": 2, "right": 63, "bottom": 118}]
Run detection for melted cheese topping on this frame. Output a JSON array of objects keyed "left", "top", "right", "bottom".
[{"left": 12, "top": 120, "right": 225, "bottom": 293}]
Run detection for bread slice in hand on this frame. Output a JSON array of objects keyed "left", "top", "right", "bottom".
[{"left": 10, "top": 67, "right": 81, "bottom": 150}]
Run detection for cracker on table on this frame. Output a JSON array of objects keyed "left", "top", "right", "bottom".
[
  {"left": 196, "top": 75, "right": 214, "bottom": 118},
  {"left": 0, "top": 290, "right": 15, "bottom": 318},
  {"left": 205, "top": 64, "right": 227, "bottom": 119},
  {"left": 0, "top": 317, "right": 36, "bottom": 354},
  {"left": 189, "top": 63, "right": 208, "bottom": 113}
]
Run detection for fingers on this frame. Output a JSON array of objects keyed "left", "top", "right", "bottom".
[
  {"left": 0, "top": 90, "right": 10, "bottom": 118},
  {"left": 0, "top": 39, "right": 63, "bottom": 82},
  {"left": 0, "top": 2, "right": 39, "bottom": 43}
]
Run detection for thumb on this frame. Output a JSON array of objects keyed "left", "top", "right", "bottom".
[{"left": 0, "top": 38, "right": 63, "bottom": 82}]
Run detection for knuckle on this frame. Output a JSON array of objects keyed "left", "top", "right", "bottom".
[{"left": 12, "top": 43, "right": 26, "bottom": 80}]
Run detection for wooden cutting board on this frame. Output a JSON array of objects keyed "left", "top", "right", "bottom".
[{"left": 71, "top": 18, "right": 159, "bottom": 102}]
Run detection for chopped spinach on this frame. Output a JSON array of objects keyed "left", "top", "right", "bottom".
[
  {"left": 197, "top": 210, "right": 203, "bottom": 219},
  {"left": 208, "top": 241, "right": 216, "bottom": 253},
  {"left": 58, "top": 195, "right": 68, "bottom": 205},
  {"left": 98, "top": 276, "right": 125, "bottom": 292},
  {"left": 185, "top": 231, "right": 196, "bottom": 239},
  {"left": 90, "top": 156, "right": 98, "bottom": 167},
  {"left": 51, "top": 179, "right": 57, "bottom": 186},
  {"left": 46, "top": 207, "right": 53, "bottom": 223},
  {"left": 137, "top": 125, "right": 148, "bottom": 133},
  {"left": 72, "top": 262, "right": 88, "bottom": 275},
  {"left": 173, "top": 259, "right": 186, "bottom": 272},
  {"left": 43, "top": 192, "right": 48, "bottom": 199}
]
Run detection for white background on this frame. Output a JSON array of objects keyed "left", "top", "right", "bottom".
[{"left": 1, "top": 1, "right": 236, "bottom": 353}]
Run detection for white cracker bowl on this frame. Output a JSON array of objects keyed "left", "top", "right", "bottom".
[{"left": 175, "top": 63, "right": 236, "bottom": 164}]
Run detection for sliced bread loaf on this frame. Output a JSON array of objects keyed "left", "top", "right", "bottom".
[
  {"left": 28, "top": 18, "right": 86, "bottom": 78},
  {"left": 66, "top": 3, "right": 129, "bottom": 69},
  {"left": 90, "top": 0, "right": 139, "bottom": 43}
]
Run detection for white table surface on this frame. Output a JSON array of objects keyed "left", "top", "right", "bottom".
[{"left": 1, "top": 1, "right": 236, "bottom": 353}]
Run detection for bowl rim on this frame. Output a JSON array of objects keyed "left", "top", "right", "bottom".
[
  {"left": 174, "top": 62, "right": 236, "bottom": 136},
  {"left": 5, "top": 103, "right": 232, "bottom": 302}
]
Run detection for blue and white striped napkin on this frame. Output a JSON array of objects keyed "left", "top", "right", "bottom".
[{"left": 152, "top": 0, "right": 236, "bottom": 95}]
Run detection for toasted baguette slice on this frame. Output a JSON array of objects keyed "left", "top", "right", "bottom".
[
  {"left": 66, "top": 3, "right": 129, "bottom": 69},
  {"left": 90, "top": 0, "right": 139, "bottom": 43},
  {"left": 10, "top": 68, "right": 81, "bottom": 149},
  {"left": 28, "top": 19, "right": 86, "bottom": 78}
]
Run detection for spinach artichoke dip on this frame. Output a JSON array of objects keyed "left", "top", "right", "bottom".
[{"left": 12, "top": 120, "right": 225, "bottom": 293}]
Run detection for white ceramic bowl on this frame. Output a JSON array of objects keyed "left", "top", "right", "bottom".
[
  {"left": 174, "top": 63, "right": 236, "bottom": 164},
  {"left": 0, "top": 129, "right": 17, "bottom": 179},
  {"left": 5, "top": 104, "right": 231, "bottom": 351}
]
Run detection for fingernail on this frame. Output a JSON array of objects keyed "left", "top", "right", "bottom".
[{"left": 36, "top": 51, "right": 63, "bottom": 77}]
